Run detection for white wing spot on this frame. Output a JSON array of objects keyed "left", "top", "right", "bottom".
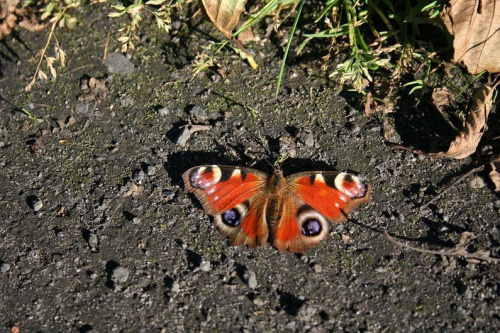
[{"left": 315, "top": 174, "right": 325, "bottom": 183}]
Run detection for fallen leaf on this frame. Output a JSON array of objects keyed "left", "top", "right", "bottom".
[
  {"left": 237, "top": 27, "right": 257, "bottom": 44},
  {"left": 341, "top": 234, "right": 353, "bottom": 244},
  {"left": 56, "top": 205, "right": 68, "bottom": 216},
  {"left": 432, "top": 87, "right": 455, "bottom": 112},
  {"left": 122, "top": 183, "right": 144, "bottom": 197},
  {"left": 489, "top": 154, "right": 500, "bottom": 192},
  {"left": 216, "top": 66, "right": 227, "bottom": 80},
  {"left": 429, "top": 85, "right": 494, "bottom": 159},
  {"left": 200, "top": 0, "right": 247, "bottom": 38},
  {"left": 0, "top": 0, "right": 45, "bottom": 38},
  {"left": 443, "top": 0, "right": 500, "bottom": 73}
]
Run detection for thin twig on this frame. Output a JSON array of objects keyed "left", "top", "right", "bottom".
[
  {"left": 420, "top": 165, "right": 485, "bottom": 210},
  {"left": 386, "top": 142, "right": 426, "bottom": 155},
  {"left": 384, "top": 231, "right": 500, "bottom": 263},
  {"left": 25, "top": 3, "right": 74, "bottom": 91}
]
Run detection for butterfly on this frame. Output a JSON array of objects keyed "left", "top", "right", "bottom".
[{"left": 182, "top": 165, "right": 370, "bottom": 254}]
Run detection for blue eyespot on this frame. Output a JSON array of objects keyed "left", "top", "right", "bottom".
[
  {"left": 301, "top": 219, "right": 322, "bottom": 236},
  {"left": 222, "top": 209, "right": 241, "bottom": 227}
]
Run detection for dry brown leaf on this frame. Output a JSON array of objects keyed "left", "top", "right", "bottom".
[
  {"left": 443, "top": 0, "right": 500, "bottom": 73},
  {"left": 432, "top": 87, "right": 455, "bottom": 112},
  {"left": 200, "top": 0, "right": 247, "bottom": 38},
  {"left": 0, "top": 0, "right": 45, "bottom": 38},
  {"left": 122, "top": 183, "right": 144, "bottom": 197},
  {"left": 489, "top": 154, "right": 500, "bottom": 192},
  {"left": 237, "top": 27, "right": 258, "bottom": 44},
  {"left": 429, "top": 85, "right": 494, "bottom": 159}
]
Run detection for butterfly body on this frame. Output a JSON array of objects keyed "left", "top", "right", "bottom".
[{"left": 183, "top": 165, "right": 370, "bottom": 253}]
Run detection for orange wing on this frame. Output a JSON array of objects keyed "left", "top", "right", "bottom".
[
  {"left": 183, "top": 165, "right": 270, "bottom": 248},
  {"left": 271, "top": 171, "right": 370, "bottom": 254}
]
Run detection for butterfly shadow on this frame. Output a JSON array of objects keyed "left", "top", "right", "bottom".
[{"left": 385, "top": 216, "right": 470, "bottom": 253}]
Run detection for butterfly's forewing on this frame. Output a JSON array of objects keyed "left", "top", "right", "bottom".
[
  {"left": 182, "top": 165, "right": 270, "bottom": 247},
  {"left": 271, "top": 171, "right": 370, "bottom": 254},
  {"left": 289, "top": 171, "right": 371, "bottom": 221}
]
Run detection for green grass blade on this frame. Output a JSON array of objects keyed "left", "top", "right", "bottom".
[{"left": 275, "top": 0, "right": 306, "bottom": 97}]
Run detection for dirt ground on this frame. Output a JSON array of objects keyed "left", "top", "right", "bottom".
[{"left": 0, "top": 7, "right": 499, "bottom": 333}]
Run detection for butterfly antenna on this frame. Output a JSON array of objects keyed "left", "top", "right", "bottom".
[
  {"left": 263, "top": 157, "right": 277, "bottom": 172},
  {"left": 244, "top": 128, "right": 272, "bottom": 157}
]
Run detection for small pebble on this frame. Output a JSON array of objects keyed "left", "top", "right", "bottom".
[
  {"left": 210, "top": 74, "right": 221, "bottom": 83},
  {"left": 76, "top": 102, "right": 90, "bottom": 115},
  {"left": 175, "top": 127, "right": 191, "bottom": 147},
  {"left": 313, "top": 264, "right": 322, "bottom": 273},
  {"left": 199, "top": 260, "right": 211, "bottom": 272},
  {"left": 243, "top": 270, "right": 257, "bottom": 289},
  {"left": 469, "top": 176, "right": 487, "bottom": 189},
  {"left": 171, "top": 20, "right": 182, "bottom": 30},
  {"left": 132, "top": 169, "right": 145, "bottom": 183},
  {"left": 27, "top": 196, "right": 43, "bottom": 212},
  {"left": 253, "top": 298, "right": 264, "bottom": 307},
  {"left": 103, "top": 53, "right": 134, "bottom": 75},
  {"left": 171, "top": 281, "right": 180, "bottom": 293},
  {"left": 111, "top": 266, "right": 129, "bottom": 284},
  {"left": 302, "top": 132, "right": 315, "bottom": 147},
  {"left": 158, "top": 107, "right": 170, "bottom": 116},
  {"left": 88, "top": 232, "right": 99, "bottom": 252},
  {"left": 187, "top": 105, "right": 208, "bottom": 120},
  {"left": 145, "top": 165, "right": 156, "bottom": 176},
  {"left": 298, "top": 306, "right": 318, "bottom": 320},
  {"left": 0, "top": 263, "right": 11, "bottom": 273}
]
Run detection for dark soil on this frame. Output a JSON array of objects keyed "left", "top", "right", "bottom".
[{"left": 0, "top": 7, "right": 499, "bottom": 333}]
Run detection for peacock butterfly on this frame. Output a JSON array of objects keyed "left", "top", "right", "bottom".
[{"left": 182, "top": 165, "right": 370, "bottom": 254}]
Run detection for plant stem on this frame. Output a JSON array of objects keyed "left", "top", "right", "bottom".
[{"left": 275, "top": 0, "right": 305, "bottom": 97}]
